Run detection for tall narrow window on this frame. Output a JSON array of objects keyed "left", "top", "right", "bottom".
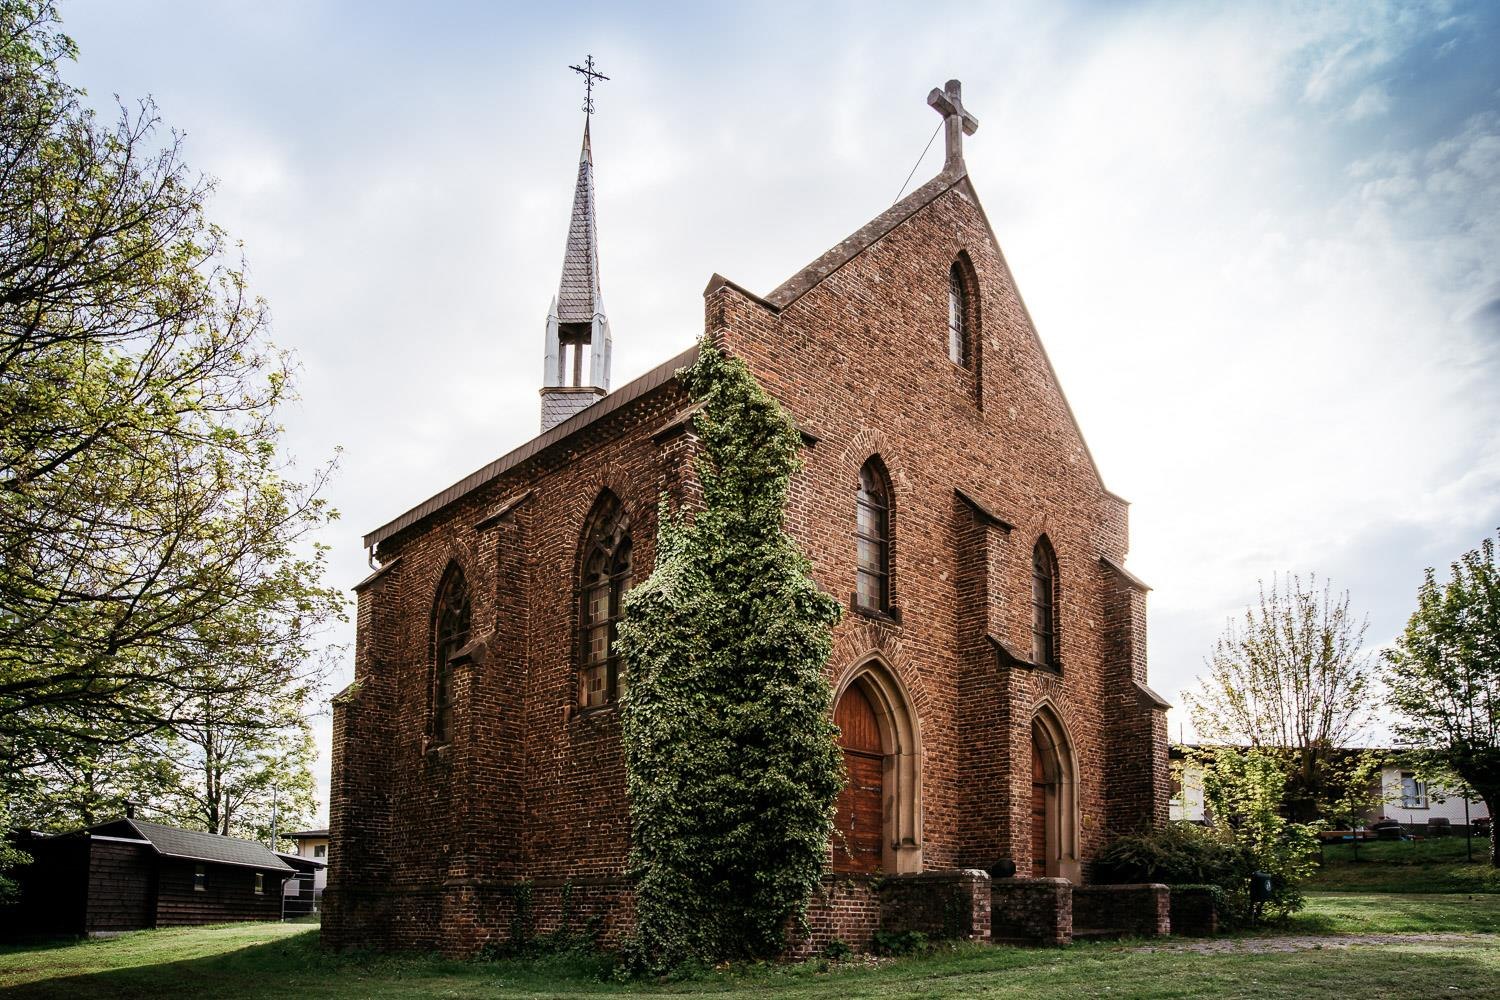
[
  {"left": 254, "top": 872, "right": 264, "bottom": 895},
  {"left": 1031, "top": 537, "right": 1058, "bottom": 668},
  {"left": 432, "top": 565, "right": 471, "bottom": 744},
  {"left": 579, "top": 492, "right": 632, "bottom": 708},
  {"left": 854, "top": 459, "right": 891, "bottom": 613},
  {"left": 948, "top": 262, "right": 970, "bottom": 367},
  {"left": 193, "top": 864, "right": 206, "bottom": 892}
]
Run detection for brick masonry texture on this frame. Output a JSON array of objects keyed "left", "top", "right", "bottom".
[
  {"left": 1072, "top": 884, "right": 1171, "bottom": 938},
  {"left": 1168, "top": 886, "right": 1219, "bottom": 937},
  {"left": 323, "top": 168, "right": 1169, "bottom": 955},
  {"left": 990, "top": 877, "right": 1072, "bottom": 946}
]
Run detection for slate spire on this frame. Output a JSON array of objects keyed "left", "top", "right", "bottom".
[{"left": 541, "top": 116, "right": 613, "bottom": 432}]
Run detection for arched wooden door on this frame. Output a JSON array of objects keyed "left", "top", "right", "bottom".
[
  {"left": 1031, "top": 737, "right": 1050, "bottom": 877},
  {"left": 833, "top": 685, "right": 883, "bottom": 873}
]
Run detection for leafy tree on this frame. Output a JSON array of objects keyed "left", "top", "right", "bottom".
[
  {"left": 149, "top": 684, "right": 318, "bottom": 843},
  {"left": 1320, "top": 751, "right": 1384, "bottom": 862},
  {"left": 616, "top": 339, "right": 844, "bottom": 971},
  {"left": 1196, "top": 747, "right": 1319, "bottom": 922},
  {"left": 0, "top": 1, "right": 341, "bottom": 803},
  {"left": 2, "top": 723, "right": 179, "bottom": 830},
  {"left": 0, "top": 803, "right": 29, "bottom": 903},
  {"left": 1384, "top": 531, "right": 1500, "bottom": 866},
  {"left": 1184, "top": 575, "right": 1373, "bottom": 821}
]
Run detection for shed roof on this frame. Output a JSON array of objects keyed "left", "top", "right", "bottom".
[{"left": 91, "top": 818, "right": 293, "bottom": 873}]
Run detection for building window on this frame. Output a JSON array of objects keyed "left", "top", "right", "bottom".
[
  {"left": 578, "top": 491, "right": 632, "bottom": 708},
  {"left": 948, "top": 262, "right": 971, "bottom": 367},
  {"left": 254, "top": 872, "right": 264, "bottom": 895},
  {"left": 854, "top": 458, "right": 891, "bottom": 613},
  {"left": 313, "top": 844, "right": 326, "bottom": 859},
  {"left": 1031, "top": 536, "right": 1059, "bottom": 668},
  {"left": 194, "top": 864, "right": 206, "bottom": 892},
  {"left": 1400, "top": 772, "right": 1427, "bottom": 809},
  {"left": 431, "top": 564, "right": 472, "bottom": 744}
]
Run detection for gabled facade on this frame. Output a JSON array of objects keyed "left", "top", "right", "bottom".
[{"left": 325, "top": 81, "right": 1169, "bottom": 956}]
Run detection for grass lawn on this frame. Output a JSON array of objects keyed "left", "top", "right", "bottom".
[
  {"left": 1, "top": 896, "right": 1497, "bottom": 999},
  {"left": 1290, "top": 892, "right": 1500, "bottom": 934},
  {"left": 1312, "top": 836, "right": 1500, "bottom": 893}
]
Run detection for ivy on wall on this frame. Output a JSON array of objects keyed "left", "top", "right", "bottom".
[{"left": 616, "top": 337, "right": 844, "bottom": 970}]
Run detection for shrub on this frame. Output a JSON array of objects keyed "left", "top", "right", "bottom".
[
  {"left": 1101, "top": 749, "right": 1319, "bottom": 927},
  {"left": 1096, "top": 820, "right": 1243, "bottom": 887},
  {"left": 820, "top": 938, "right": 853, "bottom": 960},
  {"left": 870, "top": 929, "right": 928, "bottom": 956}
]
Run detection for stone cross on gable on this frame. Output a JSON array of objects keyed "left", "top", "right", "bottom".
[{"left": 927, "top": 79, "right": 979, "bottom": 171}]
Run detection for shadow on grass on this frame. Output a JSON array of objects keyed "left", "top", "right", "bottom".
[
  {"left": 1, "top": 928, "right": 621, "bottom": 1000},
  {"left": 5, "top": 927, "right": 1500, "bottom": 999}
]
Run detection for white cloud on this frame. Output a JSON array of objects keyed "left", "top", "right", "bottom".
[{"left": 55, "top": 0, "right": 1500, "bottom": 814}]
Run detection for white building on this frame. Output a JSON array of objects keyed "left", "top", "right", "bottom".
[
  {"left": 1168, "top": 749, "right": 1489, "bottom": 831},
  {"left": 286, "top": 828, "right": 329, "bottom": 892}
]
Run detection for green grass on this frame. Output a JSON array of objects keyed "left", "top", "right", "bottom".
[
  {"left": 1290, "top": 892, "right": 1500, "bottom": 934},
  {"left": 0, "top": 897, "right": 1497, "bottom": 1000},
  {"left": 1312, "top": 836, "right": 1500, "bottom": 893}
]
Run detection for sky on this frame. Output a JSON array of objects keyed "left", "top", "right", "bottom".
[{"left": 56, "top": 1, "right": 1500, "bottom": 822}]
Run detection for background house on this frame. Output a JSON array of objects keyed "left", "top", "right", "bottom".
[
  {"left": 1168, "top": 746, "right": 1491, "bottom": 834},
  {"left": 3, "top": 818, "right": 294, "bottom": 937},
  {"left": 285, "top": 828, "right": 328, "bottom": 893}
]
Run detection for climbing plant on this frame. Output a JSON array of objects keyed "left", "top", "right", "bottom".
[{"left": 616, "top": 337, "right": 844, "bottom": 971}]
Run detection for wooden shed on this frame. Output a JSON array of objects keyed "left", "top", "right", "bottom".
[{"left": 4, "top": 817, "right": 294, "bottom": 937}]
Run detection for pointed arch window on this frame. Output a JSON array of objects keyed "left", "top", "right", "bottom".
[
  {"left": 854, "top": 459, "right": 891, "bottom": 613},
  {"left": 948, "top": 261, "right": 972, "bottom": 368},
  {"left": 1031, "top": 537, "right": 1058, "bottom": 669},
  {"left": 432, "top": 565, "right": 471, "bottom": 744},
  {"left": 579, "top": 492, "right": 632, "bottom": 709}
]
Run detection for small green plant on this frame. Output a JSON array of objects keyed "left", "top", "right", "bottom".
[
  {"left": 820, "top": 938, "right": 853, "bottom": 961},
  {"left": 871, "top": 929, "right": 929, "bottom": 956}
]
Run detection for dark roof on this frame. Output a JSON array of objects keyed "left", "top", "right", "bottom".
[
  {"left": 363, "top": 151, "right": 1132, "bottom": 552},
  {"left": 363, "top": 345, "right": 697, "bottom": 550},
  {"left": 110, "top": 819, "right": 293, "bottom": 873},
  {"left": 557, "top": 124, "right": 603, "bottom": 324},
  {"left": 285, "top": 828, "right": 328, "bottom": 839}
]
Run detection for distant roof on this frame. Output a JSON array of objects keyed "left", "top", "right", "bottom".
[
  {"left": 285, "top": 828, "right": 328, "bottom": 839},
  {"left": 83, "top": 818, "right": 293, "bottom": 873}
]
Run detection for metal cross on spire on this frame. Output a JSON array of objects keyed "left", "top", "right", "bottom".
[
  {"left": 927, "top": 79, "right": 979, "bottom": 171},
  {"left": 569, "top": 54, "right": 609, "bottom": 116}
]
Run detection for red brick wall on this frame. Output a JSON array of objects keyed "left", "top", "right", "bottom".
[{"left": 325, "top": 172, "right": 1167, "bottom": 956}]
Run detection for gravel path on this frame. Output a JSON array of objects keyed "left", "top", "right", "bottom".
[{"left": 1138, "top": 932, "right": 1496, "bottom": 955}]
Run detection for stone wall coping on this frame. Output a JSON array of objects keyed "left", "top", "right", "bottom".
[
  {"left": 882, "top": 868, "right": 989, "bottom": 883},
  {"left": 1075, "top": 883, "right": 1170, "bottom": 891},
  {"left": 991, "top": 877, "right": 1073, "bottom": 887}
]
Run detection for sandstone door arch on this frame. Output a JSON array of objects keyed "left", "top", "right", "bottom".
[
  {"left": 1030, "top": 704, "right": 1081, "bottom": 882},
  {"left": 831, "top": 661, "right": 923, "bottom": 874}
]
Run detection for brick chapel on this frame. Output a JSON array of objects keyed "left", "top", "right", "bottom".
[{"left": 324, "top": 78, "right": 1171, "bottom": 954}]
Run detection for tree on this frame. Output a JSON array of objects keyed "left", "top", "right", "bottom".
[
  {"left": 1196, "top": 746, "right": 1318, "bottom": 922},
  {"left": 0, "top": 1, "right": 341, "bottom": 793},
  {"left": 148, "top": 681, "right": 318, "bottom": 843},
  {"left": 1384, "top": 531, "right": 1500, "bottom": 866},
  {"left": 616, "top": 338, "right": 844, "bottom": 971},
  {"left": 1184, "top": 575, "right": 1374, "bottom": 821}
]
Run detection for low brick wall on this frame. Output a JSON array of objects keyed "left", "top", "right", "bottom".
[
  {"left": 1072, "top": 884, "right": 1169, "bottom": 938},
  {"left": 990, "top": 878, "right": 1072, "bottom": 946},
  {"left": 1168, "top": 887, "right": 1218, "bottom": 937},
  {"left": 786, "top": 874, "right": 883, "bottom": 957},
  {"left": 323, "top": 877, "right": 634, "bottom": 956},
  {"left": 878, "top": 870, "right": 991, "bottom": 943}
]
